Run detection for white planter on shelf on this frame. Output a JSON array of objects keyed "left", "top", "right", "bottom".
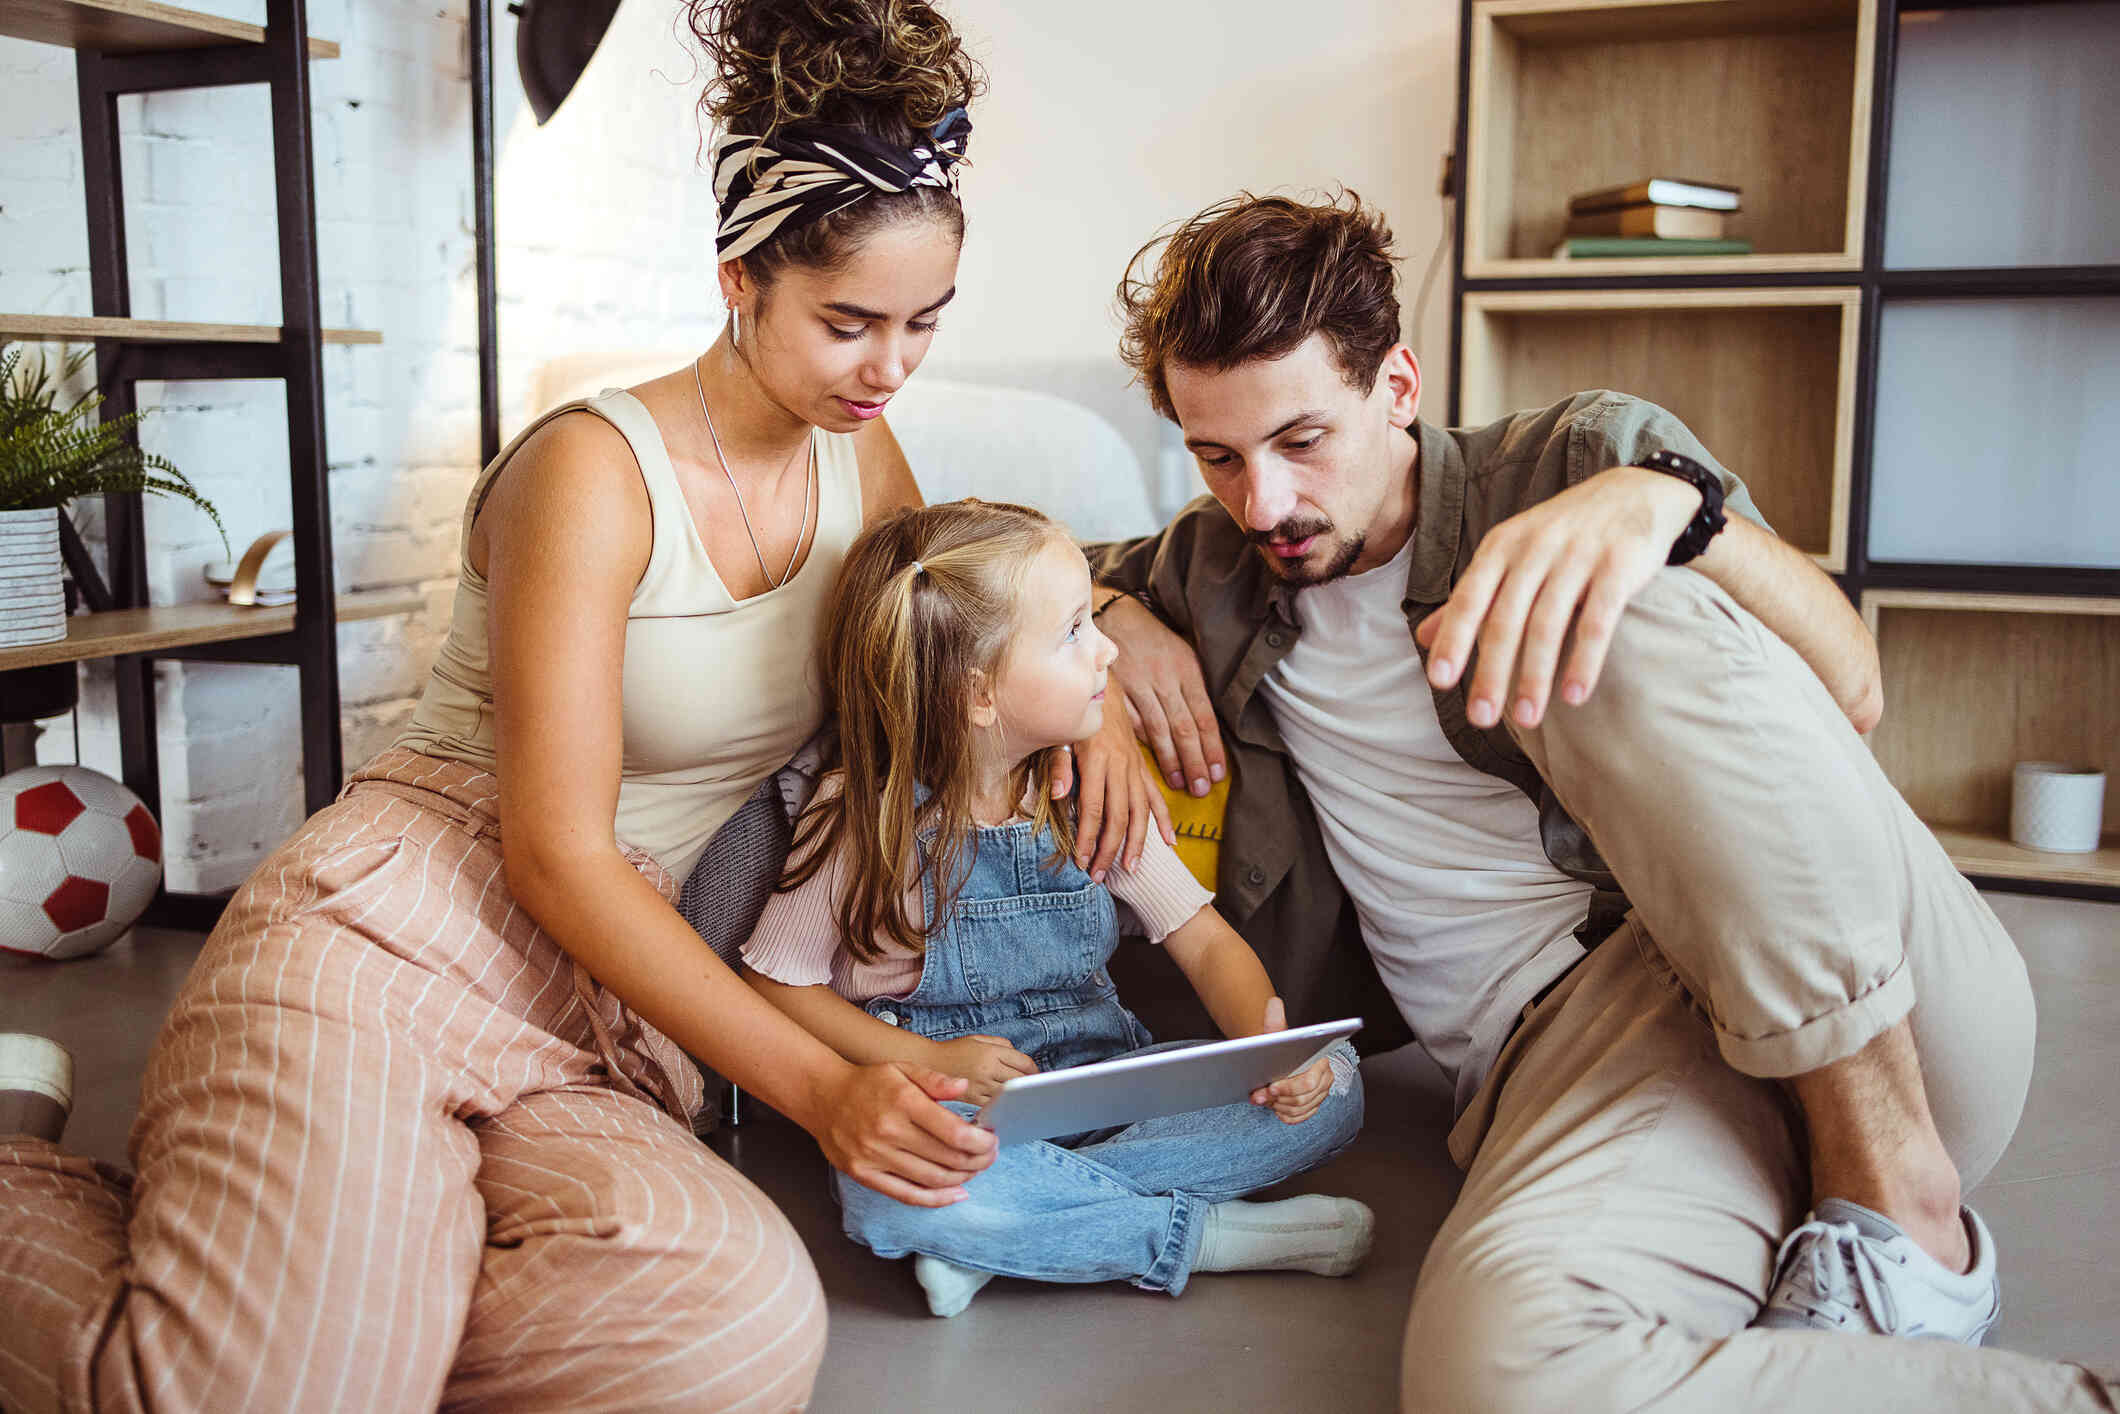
[
  {"left": 0, "top": 506, "right": 68, "bottom": 649},
  {"left": 2011, "top": 762, "right": 2108, "bottom": 855}
]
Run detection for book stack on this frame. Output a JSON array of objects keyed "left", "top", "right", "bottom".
[{"left": 1555, "top": 179, "right": 1750, "bottom": 259}]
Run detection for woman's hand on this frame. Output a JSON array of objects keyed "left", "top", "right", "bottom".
[
  {"left": 808, "top": 1062, "right": 999, "bottom": 1208},
  {"left": 930, "top": 1034, "right": 1039, "bottom": 1106},
  {"left": 1246, "top": 997, "right": 1334, "bottom": 1124},
  {"left": 1065, "top": 683, "right": 1174, "bottom": 883},
  {"left": 1096, "top": 595, "right": 1227, "bottom": 799}
]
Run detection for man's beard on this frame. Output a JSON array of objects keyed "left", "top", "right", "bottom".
[{"left": 1252, "top": 518, "right": 1365, "bottom": 587}]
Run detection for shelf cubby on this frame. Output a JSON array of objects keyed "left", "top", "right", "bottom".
[
  {"left": 1883, "top": 1, "right": 2120, "bottom": 272},
  {"left": 1862, "top": 590, "right": 2118, "bottom": 888},
  {"left": 1458, "top": 288, "right": 1858, "bottom": 569},
  {"left": 1463, "top": 0, "right": 1874, "bottom": 279},
  {"left": 1868, "top": 294, "right": 2120, "bottom": 570}
]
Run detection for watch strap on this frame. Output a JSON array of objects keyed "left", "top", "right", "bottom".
[{"left": 1638, "top": 448, "right": 1727, "bottom": 566}]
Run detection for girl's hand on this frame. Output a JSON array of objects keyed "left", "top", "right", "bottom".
[
  {"left": 931, "top": 1034, "right": 1039, "bottom": 1106},
  {"left": 811, "top": 1062, "right": 998, "bottom": 1207},
  {"left": 1066, "top": 692, "right": 1174, "bottom": 883},
  {"left": 1246, "top": 997, "right": 1335, "bottom": 1124},
  {"left": 1258, "top": 1054, "right": 1335, "bottom": 1124}
]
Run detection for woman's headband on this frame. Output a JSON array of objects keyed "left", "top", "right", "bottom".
[{"left": 710, "top": 108, "right": 971, "bottom": 263}]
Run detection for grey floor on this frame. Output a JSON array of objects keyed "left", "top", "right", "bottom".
[{"left": 4, "top": 891, "right": 2114, "bottom": 1411}]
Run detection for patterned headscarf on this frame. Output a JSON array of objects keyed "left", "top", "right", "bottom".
[{"left": 709, "top": 107, "right": 971, "bottom": 263}]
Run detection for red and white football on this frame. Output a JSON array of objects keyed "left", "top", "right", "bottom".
[{"left": 0, "top": 765, "right": 163, "bottom": 960}]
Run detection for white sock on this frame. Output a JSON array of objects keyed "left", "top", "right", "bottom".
[
  {"left": 1194, "top": 1194, "right": 1375, "bottom": 1278},
  {"left": 914, "top": 1254, "right": 995, "bottom": 1317}
]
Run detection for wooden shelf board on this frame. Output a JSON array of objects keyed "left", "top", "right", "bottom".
[
  {"left": 0, "top": 589, "right": 424, "bottom": 671},
  {"left": 0, "top": 0, "right": 337, "bottom": 57},
  {"left": 1929, "top": 824, "right": 2120, "bottom": 888},
  {"left": 0, "top": 314, "right": 378, "bottom": 346},
  {"left": 1464, "top": 286, "right": 1859, "bottom": 313},
  {"left": 1478, "top": 0, "right": 1859, "bottom": 44},
  {"left": 1466, "top": 254, "right": 1863, "bottom": 279},
  {"left": 1860, "top": 589, "right": 2120, "bottom": 628}
]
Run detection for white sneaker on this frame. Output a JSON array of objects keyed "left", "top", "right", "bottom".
[
  {"left": 1754, "top": 1198, "right": 2000, "bottom": 1345},
  {"left": 0, "top": 1032, "right": 74, "bottom": 1142}
]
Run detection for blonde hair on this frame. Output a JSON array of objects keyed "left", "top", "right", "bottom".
[{"left": 784, "top": 499, "right": 1076, "bottom": 962}]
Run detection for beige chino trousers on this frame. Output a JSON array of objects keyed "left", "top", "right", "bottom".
[
  {"left": 1402, "top": 570, "right": 2114, "bottom": 1412},
  {"left": 0, "top": 749, "right": 826, "bottom": 1413}
]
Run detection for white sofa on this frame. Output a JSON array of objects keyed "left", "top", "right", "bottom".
[{"left": 525, "top": 357, "right": 1161, "bottom": 544}]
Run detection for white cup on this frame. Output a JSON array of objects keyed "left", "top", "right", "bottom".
[{"left": 2010, "top": 762, "right": 2107, "bottom": 854}]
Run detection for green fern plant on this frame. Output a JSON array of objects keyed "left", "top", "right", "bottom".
[{"left": 0, "top": 341, "right": 226, "bottom": 550}]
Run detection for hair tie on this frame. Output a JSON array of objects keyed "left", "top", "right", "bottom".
[
  {"left": 909, "top": 559, "right": 925, "bottom": 577},
  {"left": 710, "top": 109, "right": 973, "bottom": 263}
]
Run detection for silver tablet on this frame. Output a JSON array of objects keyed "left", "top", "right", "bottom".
[{"left": 973, "top": 1018, "right": 1362, "bottom": 1145}]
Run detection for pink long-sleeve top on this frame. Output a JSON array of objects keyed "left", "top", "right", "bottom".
[{"left": 742, "top": 775, "right": 1213, "bottom": 1003}]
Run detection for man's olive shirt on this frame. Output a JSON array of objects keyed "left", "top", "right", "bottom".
[{"left": 1089, "top": 390, "right": 1766, "bottom": 1065}]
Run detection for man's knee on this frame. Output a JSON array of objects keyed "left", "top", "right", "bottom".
[{"left": 1527, "top": 569, "right": 1763, "bottom": 755}]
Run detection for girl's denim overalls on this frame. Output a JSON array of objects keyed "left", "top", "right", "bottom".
[{"left": 833, "top": 812, "right": 1363, "bottom": 1295}]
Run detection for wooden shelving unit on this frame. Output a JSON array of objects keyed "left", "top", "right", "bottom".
[
  {"left": 1459, "top": 288, "right": 1857, "bottom": 569},
  {"left": 1462, "top": 0, "right": 1874, "bottom": 278},
  {"left": 1862, "top": 592, "right": 2118, "bottom": 889},
  {"left": 0, "top": 0, "right": 339, "bottom": 57},
  {"left": 0, "top": 0, "right": 415, "bottom": 926},
  {"left": 1450, "top": 0, "right": 2120, "bottom": 897}
]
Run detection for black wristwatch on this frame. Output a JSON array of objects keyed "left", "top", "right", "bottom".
[{"left": 1638, "top": 448, "right": 1727, "bottom": 566}]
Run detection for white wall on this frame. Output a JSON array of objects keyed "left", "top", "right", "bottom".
[
  {"left": 937, "top": 0, "right": 1461, "bottom": 504},
  {"left": 2, "top": 0, "right": 1461, "bottom": 890}
]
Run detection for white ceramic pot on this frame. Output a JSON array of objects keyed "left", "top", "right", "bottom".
[
  {"left": 0, "top": 506, "right": 67, "bottom": 648},
  {"left": 2010, "top": 762, "right": 2108, "bottom": 854}
]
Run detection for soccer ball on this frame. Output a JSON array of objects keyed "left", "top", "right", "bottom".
[{"left": 0, "top": 766, "right": 162, "bottom": 960}]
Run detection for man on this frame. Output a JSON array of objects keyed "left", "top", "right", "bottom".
[{"left": 1089, "top": 192, "right": 2113, "bottom": 1410}]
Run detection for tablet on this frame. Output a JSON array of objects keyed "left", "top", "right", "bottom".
[{"left": 973, "top": 1019, "right": 1361, "bottom": 1145}]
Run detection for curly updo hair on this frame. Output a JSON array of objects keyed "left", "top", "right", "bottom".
[
  {"left": 689, "top": 0, "right": 987, "bottom": 283},
  {"left": 1117, "top": 191, "right": 1403, "bottom": 422}
]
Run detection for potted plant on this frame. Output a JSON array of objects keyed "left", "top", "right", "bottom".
[{"left": 0, "top": 341, "right": 224, "bottom": 648}]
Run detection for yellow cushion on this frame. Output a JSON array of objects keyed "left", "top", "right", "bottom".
[{"left": 1140, "top": 741, "right": 1227, "bottom": 891}]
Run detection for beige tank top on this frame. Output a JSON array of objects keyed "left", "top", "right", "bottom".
[{"left": 397, "top": 387, "right": 863, "bottom": 879}]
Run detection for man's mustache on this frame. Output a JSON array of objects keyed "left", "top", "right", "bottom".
[{"left": 1249, "top": 518, "right": 1333, "bottom": 549}]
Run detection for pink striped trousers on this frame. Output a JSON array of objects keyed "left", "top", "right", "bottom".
[{"left": 0, "top": 748, "right": 827, "bottom": 1413}]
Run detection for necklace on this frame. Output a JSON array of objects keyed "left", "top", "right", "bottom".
[{"left": 692, "top": 356, "right": 817, "bottom": 590}]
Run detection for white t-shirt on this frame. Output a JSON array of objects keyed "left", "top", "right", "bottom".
[{"left": 1258, "top": 533, "right": 1592, "bottom": 1105}]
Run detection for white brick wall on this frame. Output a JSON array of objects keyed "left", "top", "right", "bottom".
[{"left": 3, "top": 0, "right": 725, "bottom": 890}]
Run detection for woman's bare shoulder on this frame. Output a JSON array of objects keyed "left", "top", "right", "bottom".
[{"left": 471, "top": 409, "right": 650, "bottom": 574}]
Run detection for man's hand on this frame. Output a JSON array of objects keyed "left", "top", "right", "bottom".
[
  {"left": 1246, "top": 997, "right": 1334, "bottom": 1124},
  {"left": 1096, "top": 594, "right": 1228, "bottom": 799},
  {"left": 1067, "top": 676, "right": 1174, "bottom": 882},
  {"left": 931, "top": 1034, "right": 1039, "bottom": 1106},
  {"left": 810, "top": 1062, "right": 998, "bottom": 1208},
  {"left": 1415, "top": 465, "right": 1703, "bottom": 731}
]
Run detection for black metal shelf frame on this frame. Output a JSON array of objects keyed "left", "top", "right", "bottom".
[
  {"left": 60, "top": 0, "right": 344, "bottom": 927},
  {"left": 1878, "top": 267, "right": 2120, "bottom": 298},
  {"left": 1446, "top": 0, "right": 2120, "bottom": 901}
]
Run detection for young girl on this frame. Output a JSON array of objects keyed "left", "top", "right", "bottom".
[{"left": 743, "top": 499, "right": 1372, "bottom": 1317}]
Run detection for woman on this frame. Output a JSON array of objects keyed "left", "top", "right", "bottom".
[{"left": 0, "top": 2, "right": 1161, "bottom": 1409}]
